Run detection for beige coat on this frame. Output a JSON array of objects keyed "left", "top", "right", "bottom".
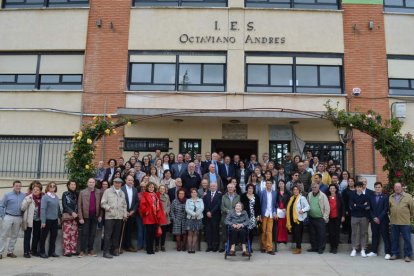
[
  {"left": 21, "top": 194, "right": 37, "bottom": 230},
  {"left": 389, "top": 192, "right": 414, "bottom": 225},
  {"left": 101, "top": 186, "right": 128, "bottom": 220}
]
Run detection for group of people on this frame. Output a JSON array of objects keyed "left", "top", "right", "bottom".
[{"left": 0, "top": 150, "right": 413, "bottom": 262}]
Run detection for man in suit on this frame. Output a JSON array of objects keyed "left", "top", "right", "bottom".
[
  {"left": 367, "top": 182, "right": 391, "bottom": 259},
  {"left": 201, "top": 152, "right": 211, "bottom": 175},
  {"left": 220, "top": 156, "right": 236, "bottom": 188},
  {"left": 259, "top": 180, "right": 278, "bottom": 255},
  {"left": 181, "top": 162, "right": 201, "bottom": 198},
  {"left": 247, "top": 154, "right": 259, "bottom": 172},
  {"left": 121, "top": 175, "right": 139, "bottom": 252},
  {"left": 203, "top": 164, "right": 224, "bottom": 192},
  {"left": 202, "top": 152, "right": 220, "bottom": 175},
  {"left": 203, "top": 182, "right": 222, "bottom": 252},
  {"left": 168, "top": 178, "right": 183, "bottom": 202},
  {"left": 171, "top": 154, "right": 188, "bottom": 179},
  {"left": 360, "top": 177, "right": 374, "bottom": 197}
]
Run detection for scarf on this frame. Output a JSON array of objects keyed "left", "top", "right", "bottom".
[
  {"left": 33, "top": 193, "right": 42, "bottom": 217},
  {"left": 286, "top": 195, "right": 300, "bottom": 232}
]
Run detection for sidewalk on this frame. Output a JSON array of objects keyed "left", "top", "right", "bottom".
[{"left": 0, "top": 239, "right": 412, "bottom": 276}]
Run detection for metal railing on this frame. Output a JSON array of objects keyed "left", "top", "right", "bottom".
[{"left": 0, "top": 136, "right": 72, "bottom": 180}]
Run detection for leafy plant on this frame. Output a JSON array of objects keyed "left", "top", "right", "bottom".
[
  {"left": 324, "top": 100, "right": 414, "bottom": 193},
  {"left": 65, "top": 116, "right": 134, "bottom": 189}
]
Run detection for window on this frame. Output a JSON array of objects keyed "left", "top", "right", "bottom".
[
  {"left": 0, "top": 54, "right": 84, "bottom": 91},
  {"left": 384, "top": 0, "right": 414, "bottom": 13},
  {"left": 389, "top": 78, "right": 414, "bottom": 96},
  {"left": 0, "top": 136, "right": 72, "bottom": 179},
  {"left": 179, "top": 139, "right": 202, "bottom": 158},
  {"left": 2, "top": 0, "right": 89, "bottom": 8},
  {"left": 129, "top": 53, "right": 226, "bottom": 92},
  {"left": 124, "top": 138, "right": 170, "bottom": 152},
  {"left": 133, "top": 0, "right": 227, "bottom": 7},
  {"left": 245, "top": 0, "right": 339, "bottom": 10},
  {"left": 303, "top": 143, "right": 344, "bottom": 167},
  {"left": 269, "top": 141, "right": 290, "bottom": 165},
  {"left": 246, "top": 55, "right": 342, "bottom": 94}
]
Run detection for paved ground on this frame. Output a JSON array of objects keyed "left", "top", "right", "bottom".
[{"left": 0, "top": 240, "right": 412, "bottom": 276}]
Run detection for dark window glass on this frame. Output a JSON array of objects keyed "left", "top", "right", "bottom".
[
  {"left": 131, "top": 64, "right": 152, "bottom": 83},
  {"left": 124, "top": 138, "right": 170, "bottom": 152},
  {"left": 0, "top": 75, "right": 15, "bottom": 82},
  {"left": 296, "top": 66, "right": 318, "bottom": 86},
  {"left": 320, "top": 66, "right": 340, "bottom": 86},
  {"left": 389, "top": 78, "right": 414, "bottom": 96},
  {"left": 179, "top": 139, "right": 202, "bottom": 156},
  {"left": 269, "top": 141, "right": 290, "bottom": 165},
  {"left": 389, "top": 79, "right": 410, "bottom": 88},
  {"left": 62, "top": 75, "right": 82, "bottom": 83},
  {"left": 153, "top": 64, "right": 176, "bottom": 84},
  {"left": 41, "top": 75, "right": 60, "bottom": 83},
  {"left": 245, "top": 0, "right": 339, "bottom": 9},
  {"left": 270, "top": 65, "right": 292, "bottom": 86},
  {"left": 0, "top": 74, "right": 36, "bottom": 90},
  {"left": 133, "top": 0, "right": 227, "bottom": 7},
  {"left": 3, "top": 0, "right": 89, "bottom": 8},
  {"left": 304, "top": 143, "right": 344, "bottom": 167},
  {"left": 204, "top": 64, "right": 224, "bottom": 84},
  {"left": 247, "top": 65, "right": 268, "bottom": 85},
  {"left": 40, "top": 74, "right": 82, "bottom": 90},
  {"left": 179, "top": 64, "right": 201, "bottom": 85}
]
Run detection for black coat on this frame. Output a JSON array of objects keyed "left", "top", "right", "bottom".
[
  {"left": 369, "top": 193, "right": 389, "bottom": 223},
  {"left": 240, "top": 193, "right": 260, "bottom": 219},
  {"left": 121, "top": 185, "right": 139, "bottom": 213},
  {"left": 325, "top": 192, "right": 345, "bottom": 219},
  {"left": 181, "top": 171, "right": 201, "bottom": 197},
  {"left": 203, "top": 191, "right": 222, "bottom": 220},
  {"left": 219, "top": 163, "right": 236, "bottom": 187}
]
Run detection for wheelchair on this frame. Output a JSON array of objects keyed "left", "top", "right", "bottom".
[{"left": 224, "top": 225, "right": 252, "bottom": 260}]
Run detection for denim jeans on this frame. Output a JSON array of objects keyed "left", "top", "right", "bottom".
[
  {"left": 391, "top": 224, "right": 412, "bottom": 258},
  {"left": 136, "top": 215, "right": 146, "bottom": 249}
]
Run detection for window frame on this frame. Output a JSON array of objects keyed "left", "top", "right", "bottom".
[
  {"left": 132, "top": 0, "right": 228, "bottom": 7},
  {"left": 124, "top": 138, "right": 170, "bottom": 152},
  {"left": 384, "top": 0, "right": 414, "bottom": 14},
  {"left": 245, "top": 53, "right": 343, "bottom": 94},
  {"left": 2, "top": 0, "right": 89, "bottom": 8},
  {"left": 128, "top": 51, "right": 227, "bottom": 92},
  {"left": 179, "top": 139, "right": 202, "bottom": 157},
  {"left": 303, "top": 142, "right": 344, "bottom": 168},
  {"left": 389, "top": 78, "right": 414, "bottom": 96},
  {"left": 244, "top": 0, "right": 340, "bottom": 10},
  {"left": 0, "top": 52, "right": 84, "bottom": 91},
  {"left": 269, "top": 141, "right": 291, "bottom": 165}
]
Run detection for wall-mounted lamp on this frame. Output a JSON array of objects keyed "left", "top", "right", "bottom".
[
  {"left": 96, "top": 19, "right": 102, "bottom": 28},
  {"left": 368, "top": 20, "right": 374, "bottom": 30},
  {"left": 338, "top": 128, "right": 353, "bottom": 144}
]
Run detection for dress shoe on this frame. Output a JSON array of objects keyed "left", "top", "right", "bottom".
[
  {"left": 242, "top": 251, "right": 250, "bottom": 257},
  {"left": 229, "top": 250, "right": 236, "bottom": 256},
  {"left": 0, "top": 255, "right": 2, "bottom": 259},
  {"left": 155, "top": 246, "right": 159, "bottom": 252},
  {"left": 260, "top": 249, "right": 266, "bottom": 253},
  {"left": 267, "top": 251, "right": 275, "bottom": 255},
  {"left": 206, "top": 248, "right": 212, "bottom": 252},
  {"left": 318, "top": 250, "right": 324, "bottom": 254},
  {"left": 331, "top": 248, "right": 337, "bottom": 254},
  {"left": 103, "top": 253, "right": 113, "bottom": 259},
  {"left": 7, "top": 253, "right": 17, "bottom": 258},
  {"left": 63, "top": 253, "right": 72, "bottom": 257},
  {"left": 40, "top": 253, "right": 48, "bottom": 259},
  {"left": 24, "top": 253, "right": 31, "bottom": 258},
  {"left": 32, "top": 252, "right": 39, "bottom": 257},
  {"left": 212, "top": 249, "right": 218, "bottom": 252},
  {"left": 50, "top": 253, "right": 60, "bottom": 258},
  {"left": 111, "top": 251, "right": 119, "bottom": 257},
  {"left": 389, "top": 255, "right": 398, "bottom": 260},
  {"left": 88, "top": 250, "right": 98, "bottom": 257},
  {"left": 161, "top": 246, "right": 166, "bottom": 252},
  {"left": 405, "top": 257, "right": 411, "bottom": 262},
  {"left": 119, "top": 249, "right": 124, "bottom": 254},
  {"left": 307, "top": 249, "right": 318, "bottom": 253},
  {"left": 127, "top": 247, "right": 138, "bottom": 253}
]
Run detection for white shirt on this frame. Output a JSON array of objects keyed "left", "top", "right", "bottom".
[
  {"left": 265, "top": 190, "right": 273, "bottom": 217},
  {"left": 126, "top": 185, "right": 133, "bottom": 209},
  {"left": 163, "top": 163, "right": 170, "bottom": 170}
]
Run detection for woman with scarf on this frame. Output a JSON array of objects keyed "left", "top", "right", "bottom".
[
  {"left": 170, "top": 189, "right": 187, "bottom": 251},
  {"left": 286, "top": 185, "right": 310, "bottom": 254},
  {"left": 61, "top": 180, "right": 79, "bottom": 257},
  {"left": 155, "top": 185, "right": 171, "bottom": 252},
  {"left": 140, "top": 182, "right": 166, "bottom": 254},
  {"left": 21, "top": 182, "right": 43, "bottom": 258}
]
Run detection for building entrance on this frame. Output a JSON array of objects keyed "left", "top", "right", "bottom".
[{"left": 211, "top": 140, "right": 258, "bottom": 162}]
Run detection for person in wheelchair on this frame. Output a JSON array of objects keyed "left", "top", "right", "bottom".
[{"left": 224, "top": 202, "right": 250, "bottom": 256}]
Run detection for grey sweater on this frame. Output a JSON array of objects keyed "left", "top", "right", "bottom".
[
  {"left": 225, "top": 210, "right": 250, "bottom": 228},
  {"left": 40, "top": 194, "right": 60, "bottom": 224}
]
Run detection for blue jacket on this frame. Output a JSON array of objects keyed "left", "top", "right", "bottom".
[
  {"left": 259, "top": 189, "right": 278, "bottom": 217},
  {"left": 369, "top": 193, "right": 389, "bottom": 223}
]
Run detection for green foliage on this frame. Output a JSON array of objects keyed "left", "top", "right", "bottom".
[
  {"left": 65, "top": 116, "right": 134, "bottom": 189},
  {"left": 324, "top": 101, "right": 414, "bottom": 193}
]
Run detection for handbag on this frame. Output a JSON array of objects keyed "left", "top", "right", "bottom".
[
  {"left": 155, "top": 225, "right": 162, "bottom": 237},
  {"left": 61, "top": 212, "right": 74, "bottom": 221}
]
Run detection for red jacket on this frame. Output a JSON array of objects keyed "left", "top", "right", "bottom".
[{"left": 140, "top": 192, "right": 166, "bottom": 225}]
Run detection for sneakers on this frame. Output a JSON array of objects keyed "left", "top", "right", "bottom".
[
  {"left": 7, "top": 253, "right": 17, "bottom": 258},
  {"left": 404, "top": 257, "right": 411, "bottom": 262},
  {"left": 389, "top": 255, "right": 398, "bottom": 260},
  {"left": 350, "top": 249, "right": 356, "bottom": 257},
  {"left": 367, "top": 252, "right": 377, "bottom": 257},
  {"left": 361, "top": 250, "right": 367, "bottom": 258},
  {"left": 384, "top": 254, "right": 391, "bottom": 260},
  {"left": 88, "top": 250, "right": 97, "bottom": 257}
]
